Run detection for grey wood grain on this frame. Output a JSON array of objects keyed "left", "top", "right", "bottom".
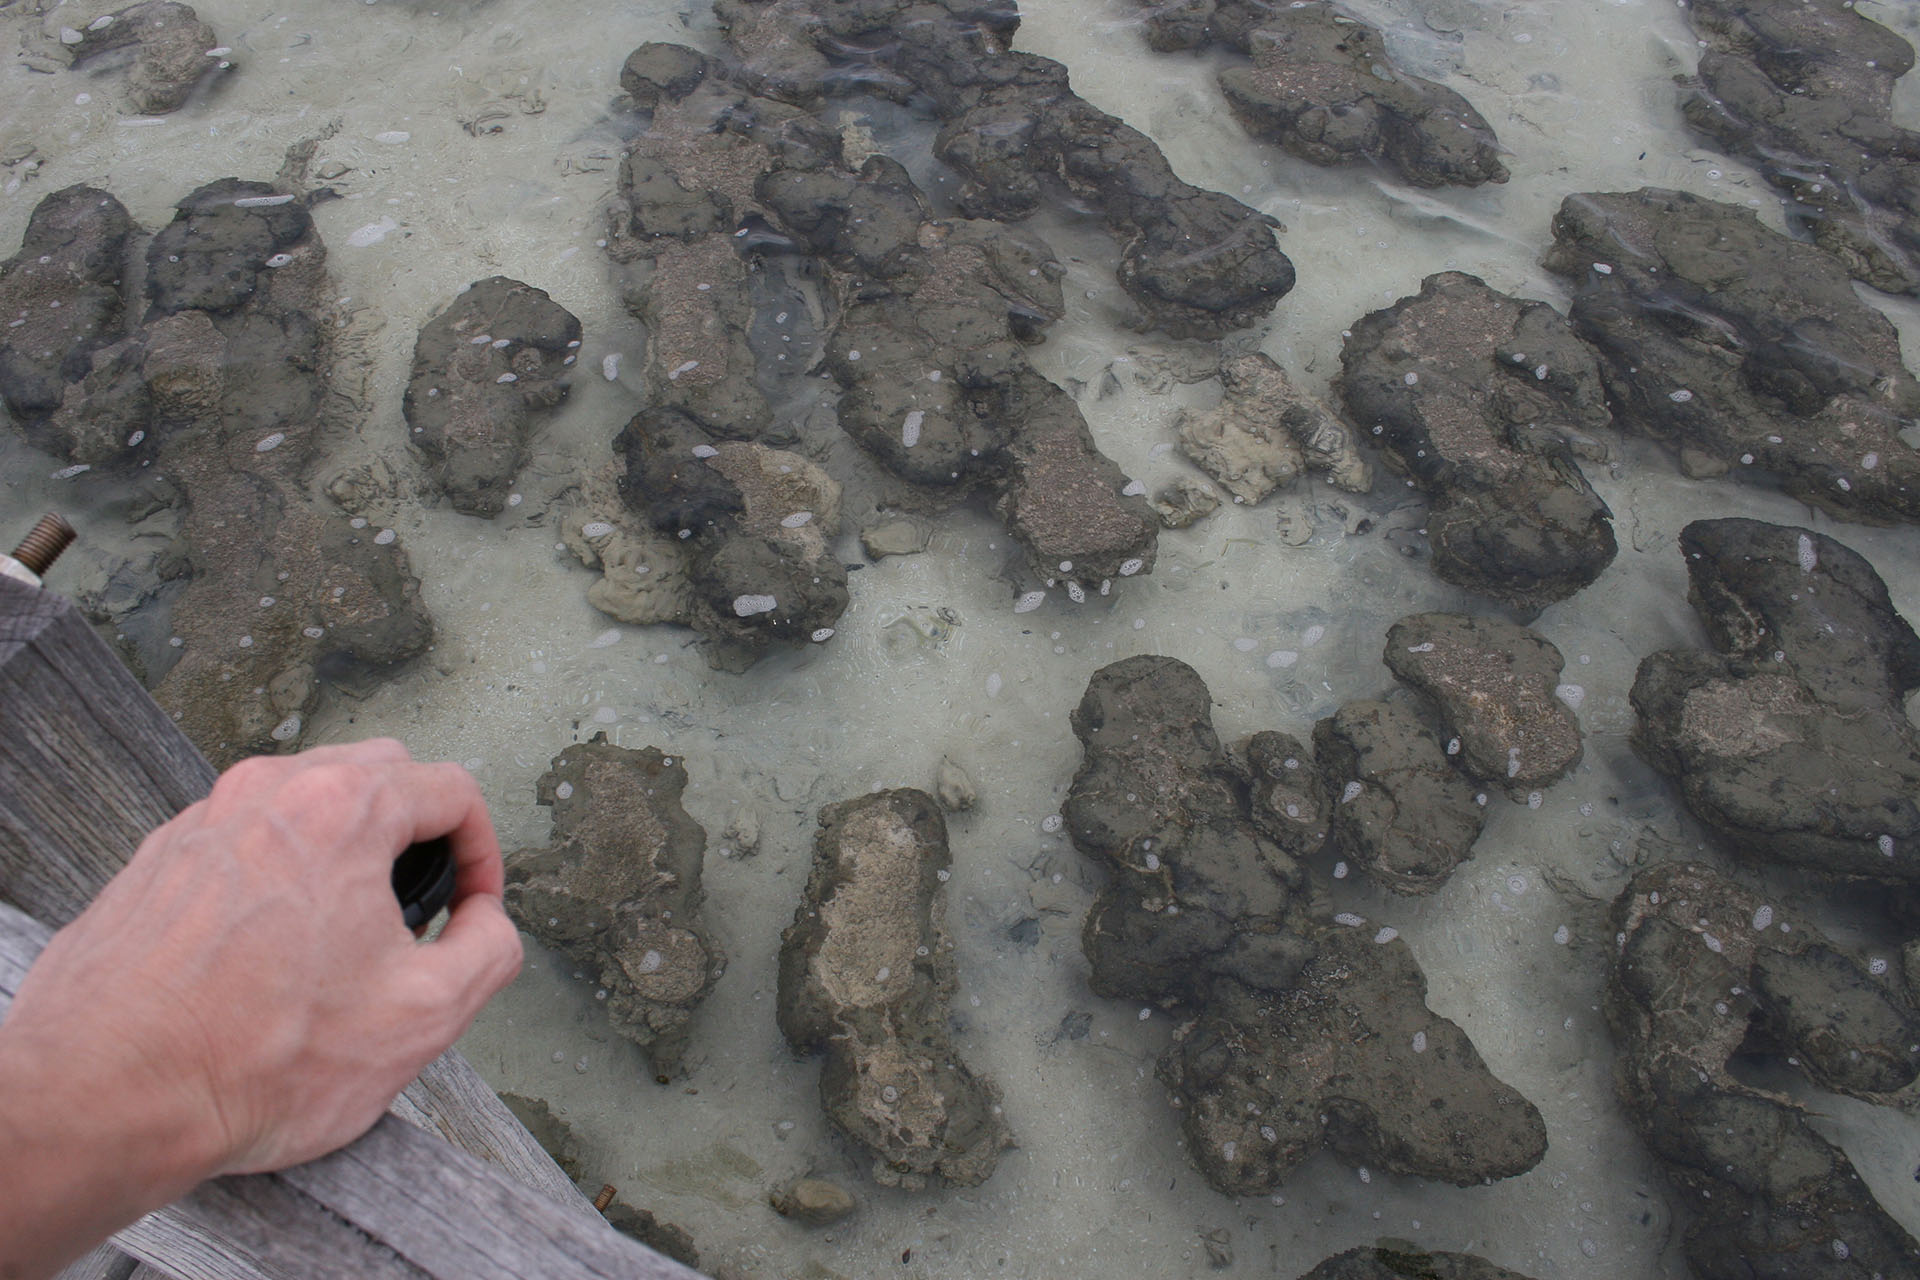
[{"left": 52, "top": 1241, "right": 140, "bottom": 1280}]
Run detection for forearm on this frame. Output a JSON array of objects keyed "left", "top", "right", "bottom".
[{"left": 0, "top": 1024, "right": 220, "bottom": 1280}]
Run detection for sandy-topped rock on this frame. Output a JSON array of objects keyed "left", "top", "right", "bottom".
[
  {"left": 504, "top": 737, "right": 725, "bottom": 1079},
  {"left": 778, "top": 789, "right": 1012, "bottom": 1188},
  {"left": 1384, "top": 612, "right": 1582, "bottom": 792}
]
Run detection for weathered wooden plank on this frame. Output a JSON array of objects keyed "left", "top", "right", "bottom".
[
  {"left": 0, "top": 577, "right": 592, "bottom": 1214},
  {"left": 52, "top": 1241, "right": 141, "bottom": 1280},
  {"left": 2, "top": 902, "right": 700, "bottom": 1280}
]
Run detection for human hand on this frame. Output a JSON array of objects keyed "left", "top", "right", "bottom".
[{"left": 2, "top": 738, "right": 523, "bottom": 1181}]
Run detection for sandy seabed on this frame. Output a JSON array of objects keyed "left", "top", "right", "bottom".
[{"left": 5, "top": 0, "right": 1920, "bottom": 1275}]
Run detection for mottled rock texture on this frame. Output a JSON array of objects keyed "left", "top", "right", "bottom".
[
  {"left": 1544, "top": 188, "right": 1920, "bottom": 525},
  {"left": 1141, "top": 0, "right": 1507, "bottom": 188},
  {"left": 1632, "top": 518, "right": 1920, "bottom": 882},
  {"left": 715, "top": 0, "right": 1294, "bottom": 337},
  {"left": 1178, "top": 352, "right": 1371, "bottom": 503},
  {"left": 402, "top": 276, "right": 581, "bottom": 517},
  {"left": 1608, "top": 863, "right": 1920, "bottom": 1280},
  {"left": 1680, "top": 0, "right": 1920, "bottom": 295},
  {"left": 777, "top": 789, "right": 1012, "bottom": 1188},
  {"left": 504, "top": 737, "right": 724, "bottom": 1078},
  {"left": 38, "top": 1, "right": 227, "bottom": 114},
  {"left": 1064, "top": 656, "right": 1547, "bottom": 1194},
  {"left": 1312, "top": 697, "right": 1486, "bottom": 894},
  {"left": 0, "top": 180, "right": 432, "bottom": 765},
  {"left": 1336, "top": 271, "right": 1616, "bottom": 616},
  {"left": 1384, "top": 612, "right": 1582, "bottom": 792}
]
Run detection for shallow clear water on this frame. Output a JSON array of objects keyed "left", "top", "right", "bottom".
[{"left": 6, "top": 0, "right": 1920, "bottom": 1276}]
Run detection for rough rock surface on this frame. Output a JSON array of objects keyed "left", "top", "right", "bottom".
[
  {"left": 0, "top": 180, "right": 433, "bottom": 765},
  {"left": 1680, "top": 0, "right": 1920, "bottom": 295},
  {"left": 402, "top": 276, "right": 581, "bottom": 517},
  {"left": 1312, "top": 697, "right": 1486, "bottom": 894},
  {"left": 1544, "top": 188, "right": 1920, "bottom": 524},
  {"left": 758, "top": 146, "right": 1159, "bottom": 586},
  {"left": 604, "top": 409, "right": 849, "bottom": 660},
  {"left": 1608, "top": 863, "right": 1920, "bottom": 1279},
  {"left": 1292, "top": 1247, "right": 1540, "bottom": 1280},
  {"left": 1064, "top": 656, "right": 1547, "bottom": 1194},
  {"left": 715, "top": 0, "right": 1294, "bottom": 337},
  {"left": 777, "top": 789, "right": 1012, "bottom": 1188},
  {"left": 504, "top": 737, "right": 725, "bottom": 1078},
  {"left": 1163, "top": 925, "right": 1549, "bottom": 1196},
  {"left": 1335, "top": 271, "right": 1616, "bottom": 616},
  {"left": 607, "top": 46, "right": 1154, "bottom": 632},
  {"left": 1383, "top": 612, "right": 1583, "bottom": 792},
  {"left": 1632, "top": 518, "right": 1920, "bottom": 882},
  {"left": 1142, "top": 0, "right": 1507, "bottom": 188},
  {"left": 37, "top": 1, "right": 228, "bottom": 114},
  {"left": 1178, "top": 352, "right": 1371, "bottom": 503}
]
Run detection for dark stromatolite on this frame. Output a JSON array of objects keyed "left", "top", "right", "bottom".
[
  {"left": 1065, "top": 656, "right": 1548, "bottom": 1194},
  {"left": 1335, "top": 271, "right": 1616, "bottom": 616},
  {"left": 1312, "top": 697, "right": 1486, "bottom": 894},
  {"left": 504, "top": 737, "right": 724, "bottom": 1079},
  {"left": 1543, "top": 188, "right": 1920, "bottom": 525},
  {"left": 1680, "top": 0, "right": 1920, "bottom": 296},
  {"left": 1632, "top": 518, "right": 1920, "bottom": 882},
  {"left": 0, "top": 179, "right": 433, "bottom": 765},
  {"left": 777, "top": 789, "right": 1012, "bottom": 1188},
  {"left": 1142, "top": 0, "right": 1508, "bottom": 189},
  {"left": 402, "top": 276, "right": 581, "bottom": 517},
  {"left": 1608, "top": 863, "right": 1920, "bottom": 1279},
  {"left": 714, "top": 0, "right": 1294, "bottom": 338}
]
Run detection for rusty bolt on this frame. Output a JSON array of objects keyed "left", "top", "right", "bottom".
[
  {"left": 11, "top": 513, "right": 75, "bottom": 577},
  {"left": 593, "top": 1183, "right": 617, "bottom": 1213}
]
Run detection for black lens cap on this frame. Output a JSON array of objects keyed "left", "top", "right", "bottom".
[{"left": 392, "top": 836, "right": 457, "bottom": 931}]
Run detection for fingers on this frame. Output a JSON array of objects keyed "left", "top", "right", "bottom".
[
  {"left": 405, "top": 763, "right": 505, "bottom": 901},
  {"left": 410, "top": 892, "right": 524, "bottom": 1026}
]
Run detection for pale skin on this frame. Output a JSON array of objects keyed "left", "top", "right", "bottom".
[{"left": 0, "top": 739, "right": 524, "bottom": 1280}]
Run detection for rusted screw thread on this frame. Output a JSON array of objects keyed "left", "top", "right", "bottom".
[
  {"left": 593, "top": 1183, "right": 617, "bottom": 1213},
  {"left": 12, "top": 513, "right": 75, "bottom": 577}
]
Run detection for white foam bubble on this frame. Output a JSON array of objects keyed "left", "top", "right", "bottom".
[
  {"left": 780, "top": 512, "right": 813, "bottom": 528},
  {"left": 733, "top": 594, "right": 778, "bottom": 617},
  {"left": 902, "top": 410, "right": 924, "bottom": 448},
  {"left": 347, "top": 217, "right": 398, "bottom": 247},
  {"left": 602, "top": 353, "right": 621, "bottom": 381},
  {"left": 1013, "top": 591, "right": 1045, "bottom": 614},
  {"left": 581, "top": 521, "right": 614, "bottom": 539}
]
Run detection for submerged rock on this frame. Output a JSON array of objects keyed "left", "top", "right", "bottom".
[
  {"left": 1143, "top": 0, "right": 1507, "bottom": 189},
  {"left": 777, "top": 789, "right": 1012, "bottom": 1188},
  {"left": 759, "top": 152, "right": 1158, "bottom": 584},
  {"left": 1177, "top": 353, "right": 1371, "bottom": 504},
  {"left": 1292, "top": 1247, "right": 1540, "bottom": 1280},
  {"left": 1312, "top": 697, "right": 1486, "bottom": 894},
  {"left": 768, "top": 1176, "right": 856, "bottom": 1226},
  {"left": 402, "top": 276, "right": 581, "bottom": 517},
  {"left": 1164, "top": 926, "right": 1547, "bottom": 1196},
  {"left": 1607, "top": 863, "right": 1920, "bottom": 1279},
  {"left": 1544, "top": 188, "right": 1920, "bottom": 525},
  {"left": 1336, "top": 271, "right": 1616, "bottom": 616},
  {"left": 609, "top": 409, "right": 849, "bottom": 660},
  {"left": 716, "top": 0, "right": 1293, "bottom": 337},
  {"left": 0, "top": 180, "right": 433, "bottom": 765},
  {"left": 1632, "top": 518, "right": 1920, "bottom": 882},
  {"left": 1064, "top": 656, "right": 1547, "bottom": 1194},
  {"left": 504, "top": 738, "right": 724, "bottom": 1078},
  {"left": 1383, "top": 612, "right": 1583, "bottom": 792},
  {"left": 1680, "top": 0, "right": 1920, "bottom": 295},
  {"left": 38, "top": 1, "right": 228, "bottom": 114}
]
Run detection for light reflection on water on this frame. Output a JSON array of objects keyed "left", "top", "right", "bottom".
[{"left": 6, "top": 0, "right": 1920, "bottom": 1276}]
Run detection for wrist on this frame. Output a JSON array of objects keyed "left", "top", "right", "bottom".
[{"left": 0, "top": 1015, "right": 226, "bottom": 1272}]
